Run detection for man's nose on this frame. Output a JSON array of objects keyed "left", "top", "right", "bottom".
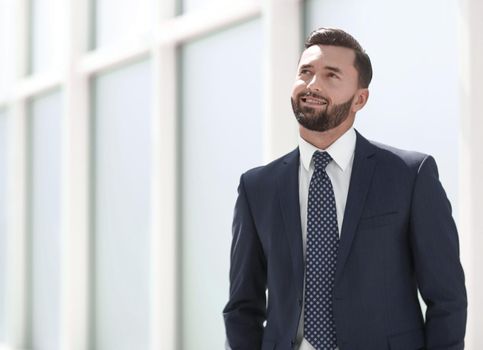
[{"left": 307, "top": 74, "right": 323, "bottom": 91}]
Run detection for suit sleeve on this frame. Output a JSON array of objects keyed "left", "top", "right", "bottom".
[
  {"left": 410, "top": 155, "right": 468, "bottom": 350},
  {"left": 223, "top": 173, "right": 267, "bottom": 350}
]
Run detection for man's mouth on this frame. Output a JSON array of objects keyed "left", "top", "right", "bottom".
[{"left": 300, "top": 96, "right": 328, "bottom": 106}]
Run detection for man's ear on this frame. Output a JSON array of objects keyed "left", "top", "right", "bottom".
[{"left": 352, "top": 88, "right": 369, "bottom": 112}]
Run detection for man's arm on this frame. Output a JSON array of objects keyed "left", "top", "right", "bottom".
[
  {"left": 410, "top": 155, "right": 468, "bottom": 350},
  {"left": 223, "top": 173, "right": 267, "bottom": 350}
]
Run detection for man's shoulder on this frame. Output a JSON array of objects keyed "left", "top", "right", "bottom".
[
  {"left": 368, "top": 138, "right": 429, "bottom": 170},
  {"left": 239, "top": 132, "right": 433, "bottom": 183},
  {"left": 240, "top": 147, "right": 298, "bottom": 184}
]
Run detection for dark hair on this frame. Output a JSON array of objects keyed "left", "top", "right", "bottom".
[{"left": 304, "top": 28, "right": 373, "bottom": 88}]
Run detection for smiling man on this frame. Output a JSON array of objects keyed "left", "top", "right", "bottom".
[{"left": 223, "top": 28, "right": 467, "bottom": 350}]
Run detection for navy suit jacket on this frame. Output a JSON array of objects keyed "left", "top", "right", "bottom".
[{"left": 223, "top": 130, "right": 467, "bottom": 350}]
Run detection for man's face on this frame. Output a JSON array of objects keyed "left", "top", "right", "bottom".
[{"left": 291, "top": 44, "right": 362, "bottom": 132}]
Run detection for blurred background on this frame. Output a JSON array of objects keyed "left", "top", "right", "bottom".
[{"left": 0, "top": 0, "right": 482, "bottom": 349}]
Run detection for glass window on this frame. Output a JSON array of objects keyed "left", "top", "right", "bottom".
[
  {"left": 29, "top": 0, "right": 63, "bottom": 74},
  {"left": 91, "top": 0, "right": 155, "bottom": 49},
  {"left": 0, "top": 109, "right": 8, "bottom": 342},
  {"left": 304, "top": 0, "right": 459, "bottom": 219},
  {"left": 91, "top": 59, "right": 152, "bottom": 350},
  {"left": 179, "top": 18, "right": 263, "bottom": 349},
  {"left": 0, "top": 0, "right": 15, "bottom": 97},
  {"left": 28, "top": 90, "right": 63, "bottom": 350},
  {"left": 180, "top": 0, "right": 258, "bottom": 15}
]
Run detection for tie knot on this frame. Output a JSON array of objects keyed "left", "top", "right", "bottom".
[{"left": 313, "top": 150, "right": 332, "bottom": 171}]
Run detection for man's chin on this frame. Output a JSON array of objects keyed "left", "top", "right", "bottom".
[
  {"left": 300, "top": 113, "right": 327, "bottom": 124},
  {"left": 296, "top": 118, "right": 330, "bottom": 132},
  {"left": 302, "top": 124, "right": 332, "bottom": 132}
]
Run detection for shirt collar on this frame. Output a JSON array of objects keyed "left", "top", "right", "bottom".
[{"left": 298, "top": 127, "right": 356, "bottom": 172}]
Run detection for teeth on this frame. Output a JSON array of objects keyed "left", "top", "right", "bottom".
[{"left": 305, "top": 98, "right": 326, "bottom": 105}]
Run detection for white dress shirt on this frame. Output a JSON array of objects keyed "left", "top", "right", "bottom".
[{"left": 295, "top": 127, "right": 356, "bottom": 350}]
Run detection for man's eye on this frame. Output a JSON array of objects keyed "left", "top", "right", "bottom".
[
  {"left": 328, "top": 72, "right": 339, "bottom": 79},
  {"left": 300, "top": 69, "right": 310, "bottom": 75}
]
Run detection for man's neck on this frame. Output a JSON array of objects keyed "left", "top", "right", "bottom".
[{"left": 299, "top": 123, "right": 354, "bottom": 150}]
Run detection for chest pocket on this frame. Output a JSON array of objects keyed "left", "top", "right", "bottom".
[{"left": 357, "top": 210, "right": 399, "bottom": 230}]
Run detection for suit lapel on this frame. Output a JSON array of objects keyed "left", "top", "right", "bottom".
[
  {"left": 277, "top": 147, "right": 305, "bottom": 298},
  {"left": 334, "top": 129, "right": 377, "bottom": 286}
]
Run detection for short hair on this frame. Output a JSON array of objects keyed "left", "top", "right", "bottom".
[{"left": 304, "top": 28, "right": 373, "bottom": 88}]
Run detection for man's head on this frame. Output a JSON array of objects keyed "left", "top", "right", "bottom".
[{"left": 291, "top": 28, "right": 372, "bottom": 133}]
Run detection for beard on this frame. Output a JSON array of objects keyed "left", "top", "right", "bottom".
[{"left": 291, "top": 92, "right": 355, "bottom": 132}]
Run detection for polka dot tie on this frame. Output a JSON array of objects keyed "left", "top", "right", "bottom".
[{"left": 303, "top": 150, "right": 339, "bottom": 350}]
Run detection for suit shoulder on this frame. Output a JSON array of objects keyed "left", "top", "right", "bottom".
[
  {"left": 240, "top": 147, "right": 298, "bottom": 186},
  {"left": 369, "top": 139, "right": 429, "bottom": 172}
]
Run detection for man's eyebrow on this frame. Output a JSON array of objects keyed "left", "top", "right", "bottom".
[
  {"left": 299, "top": 64, "right": 313, "bottom": 71},
  {"left": 325, "top": 66, "right": 342, "bottom": 74},
  {"left": 298, "top": 64, "right": 343, "bottom": 74}
]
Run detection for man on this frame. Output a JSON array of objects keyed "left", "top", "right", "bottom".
[{"left": 223, "top": 28, "right": 467, "bottom": 350}]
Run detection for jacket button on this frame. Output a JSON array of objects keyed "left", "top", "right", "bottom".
[
  {"left": 290, "top": 340, "right": 295, "bottom": 348},
  {"left": 298, "top": 297, "right": 302, "bottom": 306}
]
